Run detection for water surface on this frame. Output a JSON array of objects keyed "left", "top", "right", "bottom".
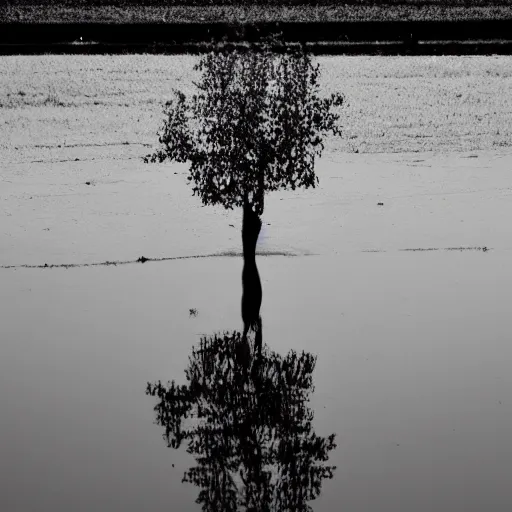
[{"left": 2, "top": 250, "right": 511, "bottom": 511}]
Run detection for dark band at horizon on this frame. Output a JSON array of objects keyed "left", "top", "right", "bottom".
[{"left": 1, "top": 20, "right": 511, "bottom": 55}]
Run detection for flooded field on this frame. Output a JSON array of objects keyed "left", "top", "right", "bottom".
[
  {"left": 1, "top": 55, "right": 512, "bottom": 511},
  {"left": 2, "top": 246, "right": 512, "bottom": 512}
]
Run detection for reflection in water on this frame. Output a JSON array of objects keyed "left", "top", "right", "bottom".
[{"left": 146, "top": 331, "right": 337, "bottom": 511}]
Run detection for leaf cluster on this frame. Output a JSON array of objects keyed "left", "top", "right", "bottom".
[{"left": 145, "top": 40, "right": 344, "bottom": 215}]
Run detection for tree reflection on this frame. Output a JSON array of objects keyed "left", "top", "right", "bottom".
[{"left": 146, "top": 331, "right": 336, "bottom": 511}]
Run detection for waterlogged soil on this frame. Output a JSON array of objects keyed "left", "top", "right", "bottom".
[
  {"left": 1, "top": 149, "right": 511, "bottom": 267},
  {"left": 1, "top": 55, "right": 512, "bottom": 512}
]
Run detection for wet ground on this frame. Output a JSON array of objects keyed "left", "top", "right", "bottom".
[{"left": 2, "top": 149, "right": 512, "bottom": 511}]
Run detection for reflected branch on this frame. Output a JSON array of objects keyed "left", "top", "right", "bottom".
[{"left": 146, "top": 331, "right": 337, "bottom": 511}]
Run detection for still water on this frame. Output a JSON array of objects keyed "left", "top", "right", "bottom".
[{"left": 1, "top": 249, "right": 511, "bottom": 511}]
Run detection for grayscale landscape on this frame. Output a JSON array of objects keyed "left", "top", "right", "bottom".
[{"left": 1, "top": 51, "right": 512, "bottom": 511}]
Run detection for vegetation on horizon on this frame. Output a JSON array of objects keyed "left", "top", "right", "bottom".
[
  {"left": 4, "top": 0, "right": 512, "bottom": 5},
  {"left": 2, "top": 0, "right": 511, "bottom": 23}
]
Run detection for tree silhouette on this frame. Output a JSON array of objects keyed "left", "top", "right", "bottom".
[
  {"left": 145, "top": 40, "right": 343, "bottom": 344},
  {"left": 145, "top": 47, "right": 339, "bottom": 505},
  {"left": 145, "top": 39, "right": 343, "bottom": 217},
  {"left": 146, "top": 331, "right": 337, "bottom": 512},
  {"left": 144, "top": 39, "right": 343, "bottom": 343}
]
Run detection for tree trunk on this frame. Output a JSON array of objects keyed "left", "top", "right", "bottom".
[{"left": 241, "top": 192, "right": 263, "bottom": 353}]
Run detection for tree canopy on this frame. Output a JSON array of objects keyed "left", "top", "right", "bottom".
[{"left": 145, "top": 40, "right": 343, "bottom": 216}]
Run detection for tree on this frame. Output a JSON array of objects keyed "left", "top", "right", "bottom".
[
  {"left": 146, "top": 39, "right": 343, "bottom": 343},
  {"left": 145, "top": 39, "right": 344, "bottom": 218}
]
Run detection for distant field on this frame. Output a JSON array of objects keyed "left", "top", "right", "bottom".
[
  {"left": 2, "top": 2, "right": 512, "bottom": 23},
  {"left": 1, "top": 54, "right": 511, "bottom": 154}
]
